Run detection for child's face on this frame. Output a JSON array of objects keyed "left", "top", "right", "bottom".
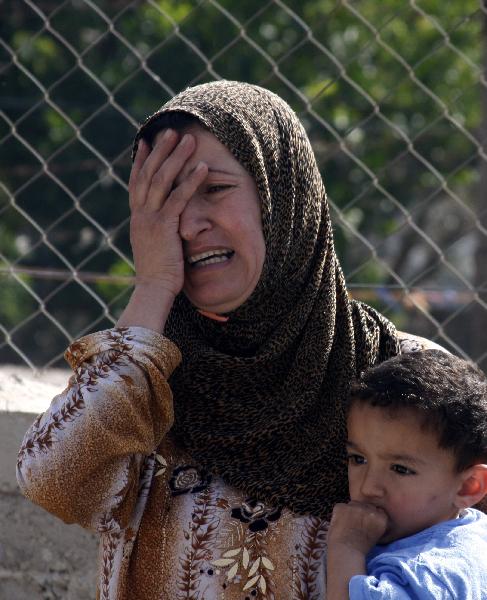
[{"left": 347, "top": 401, "right": 466, "bottom": 544}]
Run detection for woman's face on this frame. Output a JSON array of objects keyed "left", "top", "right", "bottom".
[{"left": 155, "top": 125, "right": 266, "bottom": 314}]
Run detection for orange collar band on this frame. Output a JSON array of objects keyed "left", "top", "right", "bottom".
[{"left": 197, "top": 309, "right": 229, "bottom": 322}]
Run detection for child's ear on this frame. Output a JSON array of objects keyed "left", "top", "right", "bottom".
[{"left": 455, "top": 464, "right": 487, "bottom": 509}]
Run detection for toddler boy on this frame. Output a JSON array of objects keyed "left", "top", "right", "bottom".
[{"left": 327, "top": 350, "right": 487, "bottom": 599}]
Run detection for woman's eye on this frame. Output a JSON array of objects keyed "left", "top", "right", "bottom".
[
  {"left": 347, "top": 454, "right": 366, "bottom": 466},
  {"left": 391, "top": 464, "right": 416, "bottom": 476},
  {"left": 206, "top": 184, "right": 231, "bottom": 194}
]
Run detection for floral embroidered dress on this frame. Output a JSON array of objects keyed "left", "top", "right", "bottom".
[{"left": 16, "top": 327, "right": 438, "bottom": 600}]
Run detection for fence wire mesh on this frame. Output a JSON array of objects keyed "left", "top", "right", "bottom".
[{"left": 1, "top": 0, "right": 486, "bottom": 371}]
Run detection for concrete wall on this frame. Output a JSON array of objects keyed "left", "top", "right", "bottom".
[{"left": 0, "top": 367, "right": 97, "bottom": 599}]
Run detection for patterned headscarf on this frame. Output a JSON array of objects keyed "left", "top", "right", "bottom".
[{"left": 134, "top": 80, "right": 400, "bottom": 518}]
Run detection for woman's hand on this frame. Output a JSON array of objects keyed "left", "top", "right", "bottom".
[
  {"left": 129, "top": 131, "right": 208, "bottom": 297},
  {"left": 328, "top": 501, "right": 388, "bottom": 555},
  {"left": 116, "top": 130, "right": 208, "bottom": 332}
]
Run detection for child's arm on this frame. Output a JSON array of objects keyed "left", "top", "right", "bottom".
[{"left": 326, "top": 501, "right": 387, "bottom": 600}]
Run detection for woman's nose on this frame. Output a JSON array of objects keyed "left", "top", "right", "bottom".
[{"left": 179, "top": 195, "right": 211, "bottom": 241}]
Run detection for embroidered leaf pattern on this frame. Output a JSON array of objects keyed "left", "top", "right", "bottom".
[
  {"left": 227, "top": 561, "right": 239, "bottom": 580},
  {"left": 241, "top": 531, "right": 277, "bottom": 599},
  {"left": 18, "top": 329, "right": 134, "bottom": 467},
  {"left": 211, "top": 518, "right": 278, "bottom": 597},
  {"left": 99, "top": 529, "right": 121, "bottom": 600},
  {"left": 292, "top": 516, "right": 328, "bottom": 600},
  {"left": 248, "top": 557, "right": 261, "bottom": 577},
  {"left": 176, "top": 485, "right": 219, "bottom": 599},
  {"left": 154, "top": 453, "right": 168, "bottom": 478},
  {"left": 242, "top": 546, "right": 250, "bottom": 569},
  {"left": 222, "top": 548, "right": 241, "bottom": 558},
  {"left": 243, "top": 574, "right": 260, "bottom": 590},
  {"left": 17, "top": 383, "right": 85, "bottom": 466},
  {"left": 139, "top": 454, "right": 156, "bottom": 498},
  {"left": 211, "top": 546, "right": 242, "bottom": 583},
  {"left": 262, "top": 557, "right": 275, "bottom": 571},
  {"left": 212, "top": 558, "right": 236, "bottom": 567}
]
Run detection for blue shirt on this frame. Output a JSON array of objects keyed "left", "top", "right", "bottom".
[{"left": 348, "top": 508, "right": 487, "bottom": 599}]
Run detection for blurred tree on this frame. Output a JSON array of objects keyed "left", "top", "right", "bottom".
[
  {"left": 0, "top": 0, "right": 485, "bottom": 367},
  {"left": 470, "top": 6, "right": 487, "bottom": 366}
]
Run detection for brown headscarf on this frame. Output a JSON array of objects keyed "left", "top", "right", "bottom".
[{"left": 134, "top": 80, "right": 400, "bottom": 518}]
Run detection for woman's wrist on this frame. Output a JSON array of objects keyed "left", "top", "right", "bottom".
[{"left": 116, "top": 283, "right": 176, "bottom": 333}]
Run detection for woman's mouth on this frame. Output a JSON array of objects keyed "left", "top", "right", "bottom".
[{"left": 187, "top": 249, "right": 235, "bottom": 268}]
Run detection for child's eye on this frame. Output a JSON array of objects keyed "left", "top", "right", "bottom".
[
  {"left": 347, "top": 454, "right": 366, "bottom": 466},
  {"left": 391, "top": 464, "right": 416, "bottom": 476}
]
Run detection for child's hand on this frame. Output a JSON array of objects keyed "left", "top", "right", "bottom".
[{"left": 328, "top": 501, "right": 388, "bottom": 555}]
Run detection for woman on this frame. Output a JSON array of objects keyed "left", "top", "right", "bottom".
[{"left": 17, "top": 81, "right": 440, "bottom": 599}]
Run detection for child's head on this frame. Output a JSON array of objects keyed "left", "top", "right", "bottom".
[{"left": 346, "top": 350, "right": 487, "bottom": 544}]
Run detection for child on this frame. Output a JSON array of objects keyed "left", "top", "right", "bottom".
[{"left": 326, "top": 349, "right": 487, "bottom": 599}]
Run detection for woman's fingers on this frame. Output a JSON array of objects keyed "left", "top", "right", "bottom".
[
  {"left": 129, "top": 138, "right": 151, "bottom": 208},
  {"left": 144, "top": 133, "right": 197, "bottom": 212},
  {"left": 129, "top": 129, "right": 181, "bottom": 209},
  {"left": 129, "top": 130, "right": 207, "bottom": 216},
  {"left": 163, "top": 161, "right": 208, "bottom": 219}
]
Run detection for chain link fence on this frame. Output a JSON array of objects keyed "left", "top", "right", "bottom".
[{"left": 1, "top": 0, "right": 486, "bottom": 371}]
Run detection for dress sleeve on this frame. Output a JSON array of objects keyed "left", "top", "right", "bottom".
[{"left": 16, "top": 326, "right": 181, "bottom": 532}]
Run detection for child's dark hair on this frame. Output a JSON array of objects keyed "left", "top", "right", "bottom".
[{"left": 350, "top": 350, "right": 487, "bottom": 471}]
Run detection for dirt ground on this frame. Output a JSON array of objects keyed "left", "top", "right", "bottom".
[
  {"left": 0, "top": 488, "right": 98, "bottom": 599},
  {"left": 0, "top": 371, "right": 98, "bottom": 599}
]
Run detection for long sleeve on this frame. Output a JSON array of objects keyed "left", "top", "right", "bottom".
[
  {"left": 16, "top": 327, "right": 181, "bottom": 532},
  {"left": 349, "top": 573, "right": 434, "bottom": 599}
]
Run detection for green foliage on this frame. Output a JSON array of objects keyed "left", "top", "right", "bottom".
[
  {"left": 0, "top": 273, "right": 35, "bottom": 329},
  {"left": 0, "top": 0, "right": 484, "bottom": 365}
]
